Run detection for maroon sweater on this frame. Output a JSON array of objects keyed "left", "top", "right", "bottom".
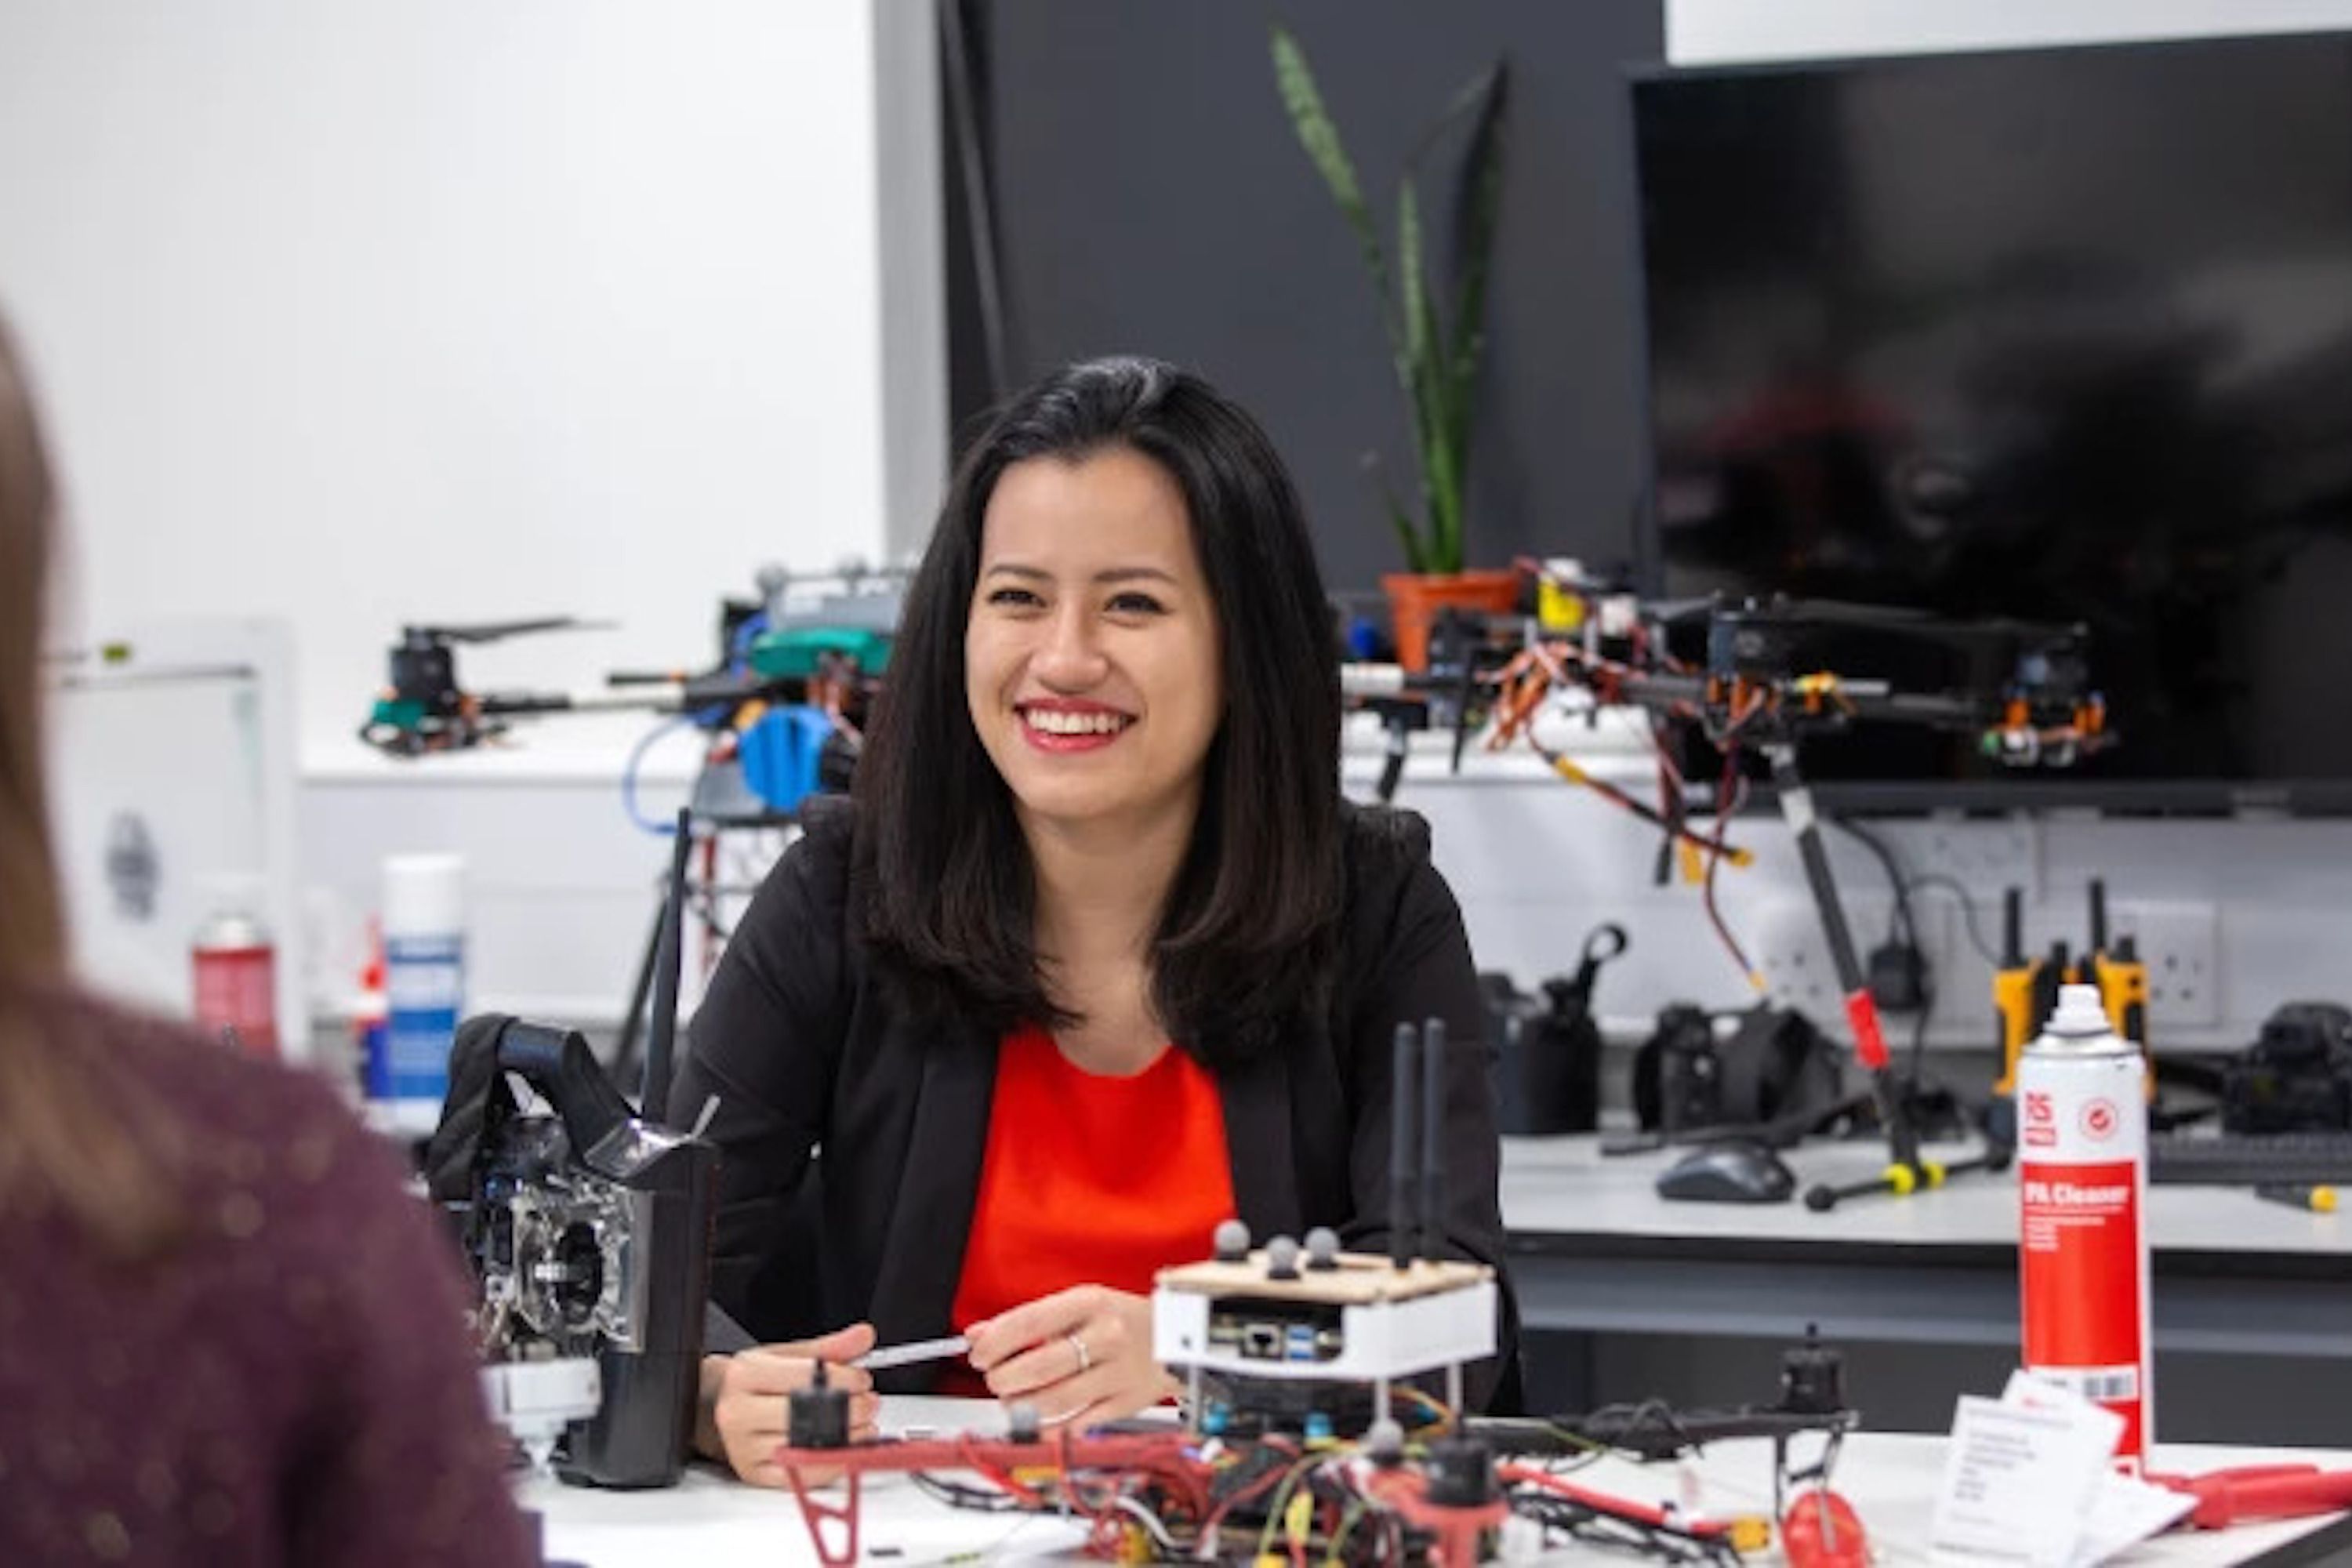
[{"left": 0, "top": 990, "right": 533, "bottom": 1567}]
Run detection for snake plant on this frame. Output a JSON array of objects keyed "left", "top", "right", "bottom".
[{"left": 1272, "top": 25, "right": 1509, "bottom": 575}]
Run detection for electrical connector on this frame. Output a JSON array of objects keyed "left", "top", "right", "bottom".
[{"left": 1866, "top": 941, "right": 1929, "bottom": 1012}]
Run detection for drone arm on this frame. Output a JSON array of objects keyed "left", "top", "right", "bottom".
[
  {"left": 471, "top": 674, "right": 801, "bottom": 720},
  {"left": 1471, "top": 1406, "right": 1853, "bottom": 1461},
  {"left": 470, "top": 690, "right": 615, "bottom": 718},
  {"left": 1842, "top": 687, "right": 1984, "bottom": 730}
]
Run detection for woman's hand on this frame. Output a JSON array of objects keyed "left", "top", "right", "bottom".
[
  {"left": 696, "top": 1322, "right": 880, "bottom": 1486},
  {"left": 965, "top": 1285, "right": 1178, "bottom": 1428}
]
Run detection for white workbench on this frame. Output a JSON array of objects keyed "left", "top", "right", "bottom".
[
  {"left": 521, "top": 1397, "right": 2352, "bottom": 1566},
  {"left": 1500, "top": 1135, "right": 2352, "bottom": 1362}
]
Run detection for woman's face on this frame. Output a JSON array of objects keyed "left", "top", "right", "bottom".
[{"left": 965, "top": 445, "right": 1224, "bottom": 840}]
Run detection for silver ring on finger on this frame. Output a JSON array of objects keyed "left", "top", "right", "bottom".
[{"left": 1066, "top": 1330, "right": 1091, "bottom": 1375}]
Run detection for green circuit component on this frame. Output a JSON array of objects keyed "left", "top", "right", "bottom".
[
  {"left": 369, "top": 696, "right": 429, "bottom": 731},
  {"left": 748, "top": 626, "right": 894, "bottom": 679}
]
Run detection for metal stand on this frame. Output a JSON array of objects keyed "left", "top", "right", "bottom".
[
  {"left": 1765, "top": 745, "right": 2010, "bottom": 1210},
  {"left": 610, "top": 766, "right": 802, "bottom": 1106}
]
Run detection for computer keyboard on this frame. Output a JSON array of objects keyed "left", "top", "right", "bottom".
[{"left": 2148, "top": 1129, "right": 2352, "bottom": 1187}]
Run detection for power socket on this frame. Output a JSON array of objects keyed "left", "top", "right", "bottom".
[
  {"left": 1752, "top": 898, "right": 1876, "bottom": 1014},
  {"left": 1752, "top": 897, "right": 1951, "bottom": 1025},
  {"left": 1903, "top": 816, "right": 2041, "bottom": 899},
  {"left": 2107, "top": 900, "right": 2221, "bottom": 1029}
]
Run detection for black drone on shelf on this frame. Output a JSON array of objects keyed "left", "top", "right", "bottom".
[
  {"left": 358, "top": 565, "right": 899, "bottom": 759},
  {"left": 358, "top": 612, "right": 884, "bottom": 763},
  {"left": 1345, "top": 568, "right": 2112, "bottom": 1206}
]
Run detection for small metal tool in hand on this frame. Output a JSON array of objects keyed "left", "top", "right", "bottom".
[{"left": 850, "top": 1334, "right": 971, "bottom": 1371}]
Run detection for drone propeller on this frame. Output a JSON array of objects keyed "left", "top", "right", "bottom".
[
  {"left": 1722, "top": 596, "right": 1936, "bottom": 628},
  {"left": 405, "top": 616, "right": 611, "bottom": 646},
  {"left": 1720, "top": 596, "right": 2084, "bottom": 648},
  {"left": 1640, "top": 595, "right": 1720, "bottom": 625}
]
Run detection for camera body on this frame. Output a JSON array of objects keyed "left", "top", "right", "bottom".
[
  {"left": 1482, "top": 974, "right": 1603, "bottom": 1134},
  {"left": 1633, "top": 1004, "right": 1841, "bottom": 1135},
  {"left": 1634, "top": 1003, "right": 1725, "bottom": 1134},
  {"left": 1481, "top": 924, "right": 1627, "bottom": 1137},
  {"left": 461, "top": 1018, "right": 720, "bottom": 1489},
  {"left": 2223, "top": 1002, "right": 2352, "bottom": 1134}
]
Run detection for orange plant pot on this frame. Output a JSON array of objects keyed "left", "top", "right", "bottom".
[{"left": 1381, "top": 569, "right": 1521, "bottom": 671}]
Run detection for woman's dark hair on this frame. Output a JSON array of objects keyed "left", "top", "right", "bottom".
[{"left": 856, "top": 356, "right": 1342, "bottom": 1063}]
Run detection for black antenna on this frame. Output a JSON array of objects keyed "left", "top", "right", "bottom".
[
  {"left": 641, "top": 807, "right": 692, "bottom": 1124},
  {"left": 1390, "top": 1022, "right": 1419, "bottom": 1269},
  {"left": 1419, "top": 1018, "right": 1446, "bottom": 1262}
]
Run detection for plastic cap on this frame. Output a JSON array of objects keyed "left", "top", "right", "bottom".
[
  {"left": 194, "top": 870, "right": 269, "bottom": 920},
  {"left": 2045, "top": 982, "right": 2114, "bottom": 1039},
  {"left": 382, "top": 853, "right": 465, "bottom": 936}
]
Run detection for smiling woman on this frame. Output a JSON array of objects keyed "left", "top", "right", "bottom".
[
  {"left": 965, "top": 445, "right": 1225, "bottom": 853},
  {"left": 672, "top": 357, "right": 1519, "bottom": 1486}
]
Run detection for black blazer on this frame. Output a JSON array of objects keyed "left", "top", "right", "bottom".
[{"left": 670, "top": 798, "right": 1520, "bottom": 1407}]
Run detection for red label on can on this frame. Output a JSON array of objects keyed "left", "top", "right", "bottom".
[
  {"left": 193, "top": 942, "right": 279, "bottom": 1058},
  {"left": 2020, "top": 1087, "right": 2058, "bottom": 1147},
  {"left": 2020, "top": 1157, "right": 2146, "bottom": 1461}
]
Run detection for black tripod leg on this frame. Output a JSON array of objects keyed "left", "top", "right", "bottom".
[
  {"left": 1766, "top": 745, "right": 1918, "bottom": 1173},
  {"left": 1377, "top": 717, "right": 1409, "bottom": 803},
  {"left": 610, "top": 885, "right": 669, "bottom": 1094}
]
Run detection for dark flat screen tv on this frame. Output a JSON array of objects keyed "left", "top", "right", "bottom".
[{"left": 1632, "top": 31, "right": 2352, "bottom": 811}]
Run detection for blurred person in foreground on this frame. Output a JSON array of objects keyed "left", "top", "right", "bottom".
[{"left": 0, "top": 312, "right": 535, "bottom": 1566}]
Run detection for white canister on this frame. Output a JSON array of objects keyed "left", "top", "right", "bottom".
[{"left": 374, "top": 853, "right": 466, "bottom": 1124}]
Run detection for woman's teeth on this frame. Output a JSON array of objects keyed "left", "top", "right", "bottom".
[{"left": 1024, "top": 709, "right": 1129, "bottom": 735}]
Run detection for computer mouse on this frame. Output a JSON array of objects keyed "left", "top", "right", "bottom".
[{"left": 1656, "top": 1141, "right": 1797, "bottom": 1203}]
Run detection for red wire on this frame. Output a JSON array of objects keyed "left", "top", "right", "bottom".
[
  {"left": 1703, "top": 746, "right": 1759, "bottom": 982},
  {"left": 1643, "top": 712, "right": 1687, "bottom": 788},
  {"left": 1200, "top": 1443, "right": 1298, "bottom": 1534}
]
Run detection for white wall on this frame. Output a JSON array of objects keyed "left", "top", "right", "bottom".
[
  {"left": 0, "top": 2, "right": 949, "bottom": 1029},
  {"left": 873, "top": 0, "right": 949, "bottom": 560},
  {"left": 0, "top": 0, "right": 935, "bottom": 770},
  {"left": 1670, "top": 0, "right": 2352, "bottom": 64}
]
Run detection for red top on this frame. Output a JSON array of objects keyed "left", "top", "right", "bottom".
[{"left": 943, "top": 1024, "right": 1235, "bottom": 1388}]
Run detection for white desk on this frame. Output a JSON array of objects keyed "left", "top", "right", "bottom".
[
  {"left": 522, "top": 1398, "right": 2352, "bottom": 1566},
  {"left": 1500, "top": 1135, "right": 2352, "bottom": 1359}
]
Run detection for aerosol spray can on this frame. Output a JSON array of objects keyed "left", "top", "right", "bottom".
[
  {"left": 350, "top": 919, "right": 388, "bottom": 1104},
  {"left": 2017, "top": 982, "right": 2153, "bottom": 1466},
  {"left": 375, "top": 853, "right": 466, "bottom": 1134},
  {"left": 192, "top": 904, "right": 278, "bottom": 1058}
]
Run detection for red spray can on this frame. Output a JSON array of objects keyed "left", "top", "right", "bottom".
[
  {"left": 192, "top": 908, "right": 279, "bottom": 1058},
  {"left": 2018, "top": 981, "right": 2152, "bottom": 1466}
]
